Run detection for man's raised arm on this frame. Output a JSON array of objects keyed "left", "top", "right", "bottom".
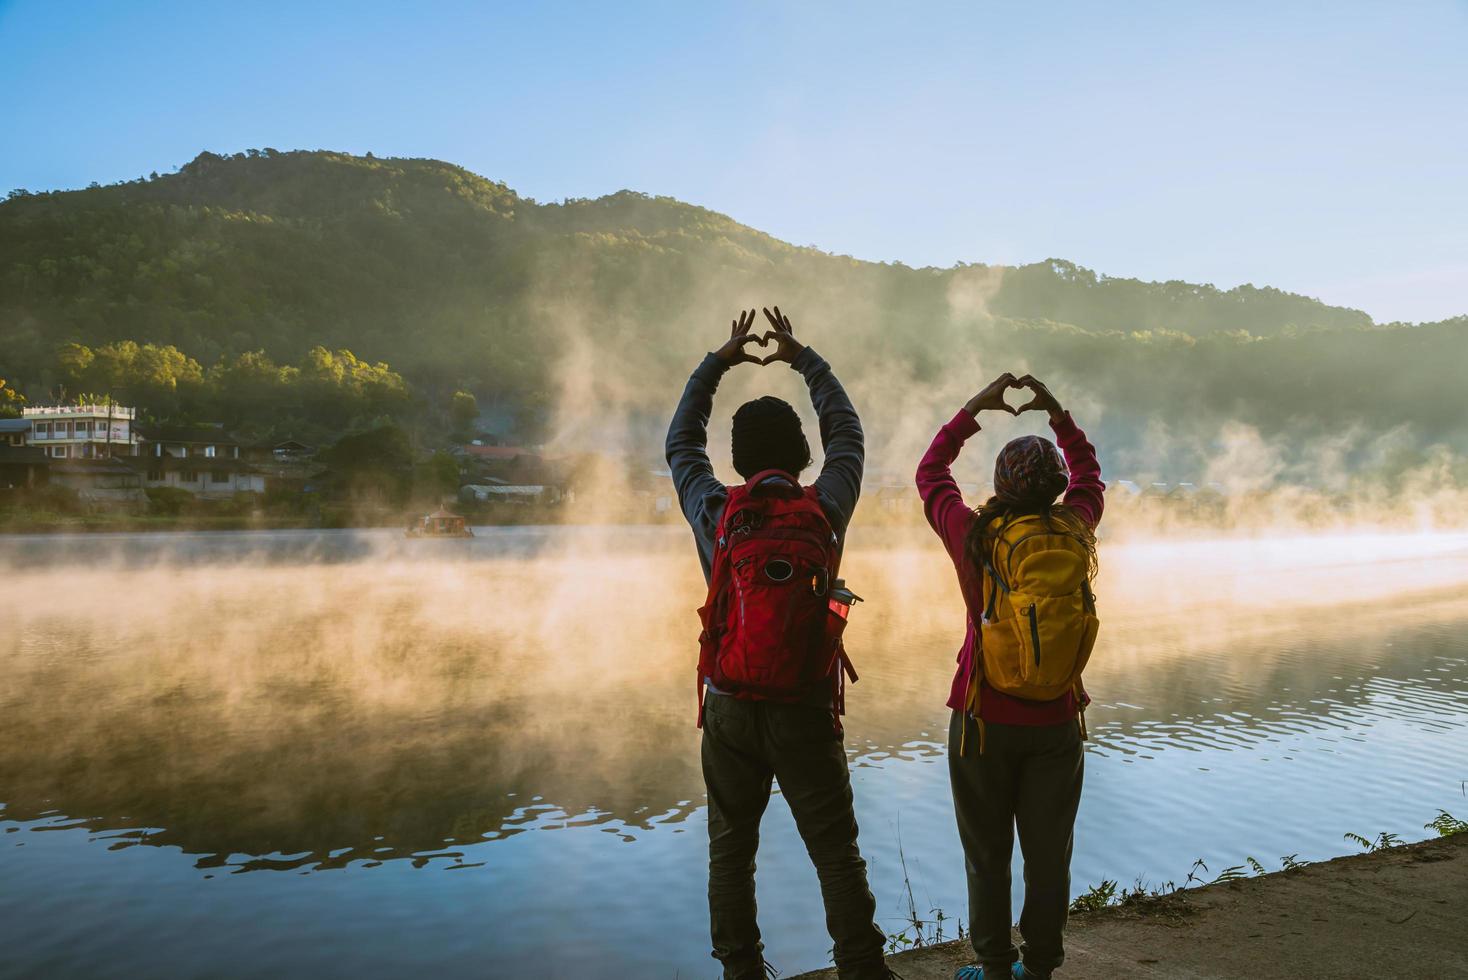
[
  {"left": 758, "top": 307, "right": 864, "bottom": 538},
  {"left": 665, "top": 310, "right": 766, "bottom": 553}
]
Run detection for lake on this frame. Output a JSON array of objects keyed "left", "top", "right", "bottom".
[{"left": 2, "top": 526, "right": 1466, "bottom": 978}]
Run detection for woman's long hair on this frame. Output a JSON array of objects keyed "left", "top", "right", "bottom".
[{"left": 963, "top": 496, "right": 1099, "bottom": 585}]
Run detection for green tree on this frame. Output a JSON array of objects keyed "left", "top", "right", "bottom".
[
  {"left": 0, "top": 378, "right": 25, "bottom": 417},
  {"left": 207, "top": 350, "right": 289, "bottom": 426},
  {"left": 449, "top": 390, "right": 478, "bottom": 435},
  {"left": 321, "top": 424, "right": 414, "bottom": 505},
  {"left": 414, "top": 450, "right": 462, "bottom": 502},
  {"left": 56, "top": 342, "right": 95, "bottom": 382}
]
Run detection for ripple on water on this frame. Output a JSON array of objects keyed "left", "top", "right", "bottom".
[{"left": 1, "top": 529, "right": 1466, "bottom": 977}]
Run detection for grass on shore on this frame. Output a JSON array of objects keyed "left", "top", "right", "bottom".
[
  {"left": 1068, "top": 807, "right": 1467, "bottom": 916},
  {"left": 866, "top": 804, "right": 1467, "bottom": 963}
]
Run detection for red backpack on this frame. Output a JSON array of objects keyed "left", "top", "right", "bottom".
[{"left": 695, "top": 469, "right": 859, "bottom": 729}]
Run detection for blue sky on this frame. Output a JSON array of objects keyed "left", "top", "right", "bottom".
[{"left": 2, "top": 0, "right": 1464, "bottom": 322}]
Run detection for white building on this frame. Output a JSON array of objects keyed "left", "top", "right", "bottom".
[{"left": 22, "top": 404, "right": 140, "bottom": 460}]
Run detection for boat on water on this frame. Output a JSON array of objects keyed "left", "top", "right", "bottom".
[{"left": 405, "top": 507, "right": 474, "bottom": 538}]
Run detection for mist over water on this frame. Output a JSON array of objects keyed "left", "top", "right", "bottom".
[
  {"left": 3, "top": 17, "right": 1464, "bottom": 978},
  {"left": 3, "top": 523, "right": 1466, "bottom": 977}
]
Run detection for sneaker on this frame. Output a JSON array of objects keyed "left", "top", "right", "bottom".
[{"left": 953, "top": 966, "right": 1027, "bottom": 980}]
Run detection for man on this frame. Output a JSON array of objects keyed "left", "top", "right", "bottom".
[{"left": 666, "top": 307, "right": 890, "bottom": 980}]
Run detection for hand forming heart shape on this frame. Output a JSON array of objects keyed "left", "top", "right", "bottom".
[
  {"left": 715, "top": 306, "right": 807, "bottom": 367},
  {"left": 965, "top": 373, "right": 1063, "bottom": 418}
]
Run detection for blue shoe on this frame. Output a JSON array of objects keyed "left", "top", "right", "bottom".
[{"left": 953, "top": 966, "right": 1030, "bottom": 980}]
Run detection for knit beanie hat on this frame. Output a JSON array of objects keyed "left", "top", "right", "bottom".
[{"left": 731, "top": 396, "right": 812, "bottom": 479}]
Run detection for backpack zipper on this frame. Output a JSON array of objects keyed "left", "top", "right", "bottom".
[{"left": 1028, "top": 603, "right": 1041, "bottom": 667}]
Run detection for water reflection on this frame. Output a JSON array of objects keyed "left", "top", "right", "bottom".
[{"left": 3, "top": 529, "right": 1466, "bottom": 877}]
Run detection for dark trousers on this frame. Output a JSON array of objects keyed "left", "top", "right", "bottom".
[
  {"left": 947, "top": 712, "right": 1084, "bottom": 978},
  {"left": 701, "top": 694, "right": 888, "bottom": 980}
]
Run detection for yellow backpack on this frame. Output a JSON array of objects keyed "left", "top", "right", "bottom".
[{"left": 976, "top": 513, "right": 1099, "bottom": 703}]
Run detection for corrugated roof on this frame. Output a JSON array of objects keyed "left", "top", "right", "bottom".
[{"left": 463, "top": 484, "right": 545, "bottom": 497}]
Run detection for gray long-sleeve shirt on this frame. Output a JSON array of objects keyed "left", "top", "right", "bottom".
[{"left": 664, "top": 347, "right": 865, "bottom": 584}]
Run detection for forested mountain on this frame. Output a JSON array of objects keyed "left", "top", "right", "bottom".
[{"left": 1, "top": 149, "right": 1463, "bottom": 480}]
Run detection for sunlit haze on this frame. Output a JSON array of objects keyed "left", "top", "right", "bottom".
[{"left": 3, "top": 5, "right": 1467, "bottom": 976}]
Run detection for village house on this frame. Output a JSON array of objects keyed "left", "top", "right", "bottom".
[
  {"left": 0, "top": 418, "right": 47, "bottom": 490},
  {"left": 454, "top": 443, "right": 548, "bottom": 482},
  {"left": 19, "top": 405, "right": 145, "bottom": 505},
  {"left": 1, "top": 417, "right": 30, "bottom": 449},
  {"left": 242, "top": 439, "right": 321, "bottom": 495},
  {"left": 268, "top": 440, "right": 315, "bottom": 462},
  {"left": 22, "top": 404, "right": 141, "bottom": 459},
  {"left": 136, "top": 424, "right": 266, "bottom": 497},
  {"left": 459, "top": 479, "right": 561, "bottom": 506},
  {"left": 453, "top": 442, "right": 571, "bottom": 502}
]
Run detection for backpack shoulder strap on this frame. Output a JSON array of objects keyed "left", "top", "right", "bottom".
[
  {"left": 696, "top": 486, "right": 741, "bottom": 728},
  {"left": 982, "top": 558, "right": 1007, "bottom": 622},
  {"left": 979, "top": 515, "right": 1013, "bottom": 622},
  {"left": 715, "top": 483, "right": 746, "bottom": 547}
]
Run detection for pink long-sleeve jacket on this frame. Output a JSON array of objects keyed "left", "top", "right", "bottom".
[{"left": 915, "top": 409, "right": 1105, "bottom": 724}]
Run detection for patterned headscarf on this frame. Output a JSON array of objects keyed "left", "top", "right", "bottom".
[{"left": 993, "top": 435, "right": 1068, "bottom": 506}]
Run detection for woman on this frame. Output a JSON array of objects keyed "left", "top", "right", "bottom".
[{"left": 915, "top": 373, "right": 1104, "bottom": 980}]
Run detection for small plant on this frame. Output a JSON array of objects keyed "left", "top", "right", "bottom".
[
  {"left": 1426, "top": 810, "right": 1467, "bottom": 837},
  {"left": 1056, "top": 806, "right": 1457, "bottom": 933},
  {"left": 881, "top": 830, "right": 964, "bottom": 955},
  {"left": 1118, "top": 877, "right": 1178, "bottom": 907},
  {"left": 1344, "top": 831, "right": 1403, "bottom": 853},
  {"left": 1072, "top": 853, "right": 1302, "bottom": 915},
  {"left": 1211, "top": 864, "right": 1248, "bottom": 883},
  {"left": 1069, "top": 879, "right": 1117, "bottom": 913}
]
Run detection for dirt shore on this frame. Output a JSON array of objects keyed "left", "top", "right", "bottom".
[{"left": 793, "top": 833, "right": 1468, "bottom": 979}]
